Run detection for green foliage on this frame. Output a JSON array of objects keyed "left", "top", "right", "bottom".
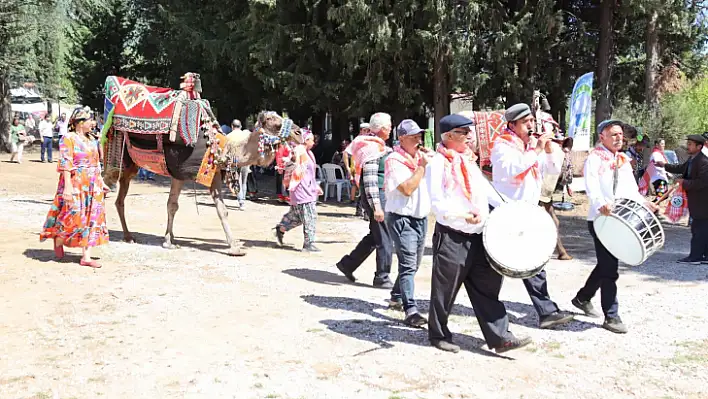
[{"left": 660, "top": 78, "right": 708, "bottom": 143}]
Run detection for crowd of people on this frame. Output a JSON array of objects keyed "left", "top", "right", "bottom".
[{"left": 20, "top": 102, "right": 708, "bottom": 353}]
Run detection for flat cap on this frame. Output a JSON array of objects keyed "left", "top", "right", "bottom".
[
  {"left": 440, "top": 114, "right": 474, "bottom": 134},
  {"left": 597, "top": 119, "right": 625, "bottom": 134},
  {"left": 397, "top": 119, "right": 424, "bottom": 136},
  {"left": 504, "top": 103, "right": 532, "bottom": 123},
  {"left": 687, "top": 134, "right": 706, "bottom": 145}
]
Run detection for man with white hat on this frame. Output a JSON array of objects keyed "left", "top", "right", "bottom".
[
  {"left": 490, "top": 103, "right": 574, "bottom": 330},
  {"left": 385, "top": 119, "right": 433, "bottom": 327},
  {"left": 427, "top": 113, "right": 532, "bottom": 353}
]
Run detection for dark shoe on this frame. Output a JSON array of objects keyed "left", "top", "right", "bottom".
[
  {"left": 335, "top": 263, "right": 356, "bottom": 282},
  {"left": 373, "top": 279, "right": 394, "bottom": 289},
  {"left": 302, "top": 244, "right": 321, "bottom": 253},
  {"left": 493, "top": 336, "right": 533, "bottom": 354},
  {"left": 602, "top": 317, "right": 628, "bottom": 334},
  {"left": 403, "top": 313, "right": 427, "bottom": 328},
  {"left": 387, "top": 298, "right": 403, "bottom": 311},
  {"left": 677, "top": 257, "right": 702, "bottom": 265},
  {"left": 274, "top": 226, "right": 284, "bottom": 246},
  {"left": 539, "top": 312, "right": 574, "bottom": 329},
  {"left": 571, "top": 297, "right": 602, "bottom": 318},
  {"left": 431, "top": 340, "right": 460, "bottom": 353}
]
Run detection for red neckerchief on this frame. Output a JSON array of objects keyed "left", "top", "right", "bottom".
[
  {"left": 495, "top": 127, "right": 540, "bottom": 182},
  {"left": 436, "top": 143, "right": 476, "bottom": 201}
]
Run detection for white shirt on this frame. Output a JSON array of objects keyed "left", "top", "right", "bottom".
[
  {"left": 39, "top": 120, "right": 53, "bottom": 138},
  {"left": 384, "top": 154, "right": 430, "bottom": 218},
  {"left": 490, "top": 135, "right": 562, "bottom": 204},
  {"left": 427, "top": 152, "right": 503, "bottom": 235},
  {"left": 344, "top": 142, "right": 353, "bottom": 156},
  {"left": 701, "top": 145, "right": 708, "bottom": 158},
  {"left": 649, "top": 151, "right": 669, "bottom": 182},
  {"left": 584, "top": 145, "right": 646, "bottom": 221}
]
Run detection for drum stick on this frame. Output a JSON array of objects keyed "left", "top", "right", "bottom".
[{"left": 443, "top": 212, "right": 477, "bottom": 220}]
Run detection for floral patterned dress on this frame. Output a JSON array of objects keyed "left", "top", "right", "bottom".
[{"left": 40, "top": 132, "right": 109, "bottom": 248}]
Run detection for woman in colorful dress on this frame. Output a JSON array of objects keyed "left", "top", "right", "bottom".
[
  {"left": 274, "top": 129, "right": 322, "bottom": 252},
  {"left": 39, "top": 107, "right": 110, "bottom": 268}
]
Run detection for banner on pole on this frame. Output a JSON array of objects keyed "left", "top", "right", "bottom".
[{"left": 567, "top": 72, "right": 594, "bottom": 152}]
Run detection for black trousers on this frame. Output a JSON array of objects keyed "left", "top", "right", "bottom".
[
  {"left": 428, "top": 223, "right": 512, "bottom": 348},
  {"left": 576, "top": 221, "right": 619, "bottom": 318},
  {"left": 689, "top": 218, "right": 708, "bottom": 261},
  {"left": 336, "top": 190, "right": 393, "bottom": 282},
  {"left": 488, "top": 204, "right": 559, "bottom": 318},
  {"left": 275, "top": 173, "right": 284, "bottom": 196}
]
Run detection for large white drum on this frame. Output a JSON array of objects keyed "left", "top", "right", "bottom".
[
  {"left": 593, "top": 197, "right": 665, "bottom": 266},
  {"left": 483, "top": 201, "right": 558, "bottom": 279}
]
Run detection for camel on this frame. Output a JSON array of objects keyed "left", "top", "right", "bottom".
[{"left": 101, "top": 74, "right": 303, "bottom": 256}]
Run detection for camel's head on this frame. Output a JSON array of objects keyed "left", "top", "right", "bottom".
[{"left": 256, "top": 111, "right": 304, "bottom": 145}]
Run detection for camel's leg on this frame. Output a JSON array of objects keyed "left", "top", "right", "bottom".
[
  {"left": 210, "top": 171, "right": 246, "bottom": 256},
  {"left": 541, "top": 202, "right": 572, "bottom": 260},
  {"left": 115, "top": 164, "right": 138, "bottom": 243},
  {"left": 163, "top": 178, "right": 186, "bottom": 249}
]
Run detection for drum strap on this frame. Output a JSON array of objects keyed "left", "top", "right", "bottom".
[{"left": 612, "top": 157, "right": 619, "bottom": 195}]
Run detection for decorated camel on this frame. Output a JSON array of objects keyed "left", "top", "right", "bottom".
[{"left": 101, "top": 73, "right": 303, "bottom": 256}]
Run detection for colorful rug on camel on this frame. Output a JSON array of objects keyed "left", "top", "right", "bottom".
[{"left": 104, "top": 76, "right": 180, "bottom": 134}]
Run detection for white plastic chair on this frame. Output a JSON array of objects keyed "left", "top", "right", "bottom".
[{"left": 322, "top": 163, "right": 351, "bottom": 202}]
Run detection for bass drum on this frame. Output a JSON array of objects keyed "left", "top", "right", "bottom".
[
  {"left": 593, "top": 197, "right": 665, "bottom": 266},
  {"left": 483, "top": 201, "right": 558, "bottom": 279}
]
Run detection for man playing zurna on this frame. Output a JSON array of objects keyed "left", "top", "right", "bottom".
[
  {"left": 490, "top": 103, "right": 574, "bottom": 329},
  {"left": 427, "top": 113, "right": 531, "bottom": 354},
  {"left": 573, "top": 120, "right": 658, "bottom": 333}
]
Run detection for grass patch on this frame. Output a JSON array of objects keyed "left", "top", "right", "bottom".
[
  {"left": 88, "top": 376, "right": 106, "bottom": 383},
  {"left": 666, "top": 340, "right": 708, "bottom": 366},
  {"left": 253, "top": 382, "right": 263, "bottom": 389},
  {"left": 306, "top": 328, "right": 323, "bottom": 333},
  {"left": 265, "top": 394, "right": 279, "bottom": 399}
]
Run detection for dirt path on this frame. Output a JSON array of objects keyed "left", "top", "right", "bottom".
[{"left": 1, "top": 155, "right": 707, "bottom": 399}]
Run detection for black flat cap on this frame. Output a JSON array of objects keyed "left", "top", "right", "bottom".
[
  {"left": 440, "top": 114, "right": 474, "bottom": 134},
  {"left": 504, "top": 103, "right": 532, "bottom": 123},
  {"left": 687, "top": 134, "right": 706, "bottom": 145}
]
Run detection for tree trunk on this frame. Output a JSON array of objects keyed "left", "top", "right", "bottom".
[
  {"left": 595, "top": 0, "right": 615, "bottom": 123},
  {"left": 645, "top": 8, "right": 660, "bottom": 113},
  {"left": 0, "top": 75, "right": 11, "bottom": 152},
  {"left": 433, "top": 45, "right": 451, "bottom": 143}
]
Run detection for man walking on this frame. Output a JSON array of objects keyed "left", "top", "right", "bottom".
[
  {"left": 490, "top": 103, "right": 574, "bottom": 329},
  {"left": 427, "top": 113, "right": 531, "bottom": 353},
  {"left": 39, "top": 115, "right": 54, "bottom": 163},
  {"left": 335, "top": 113, "right": 394, "bottom": 288},
  {"left": 666, "top": 134, "right": 708, "bottom": 264},
  {"left": 385, "top": 119, "right": 432, "bottom": 327}
]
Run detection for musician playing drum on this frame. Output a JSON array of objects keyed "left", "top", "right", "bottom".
[
  {"left": 572, "top": 119, "right": 658, "bottom": 334},
  {"left": 427, "top": 114, "right": 532, "bottom": 354},
  {"left": 490, "top": 103, "right": 575, "bottom": 329}
]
